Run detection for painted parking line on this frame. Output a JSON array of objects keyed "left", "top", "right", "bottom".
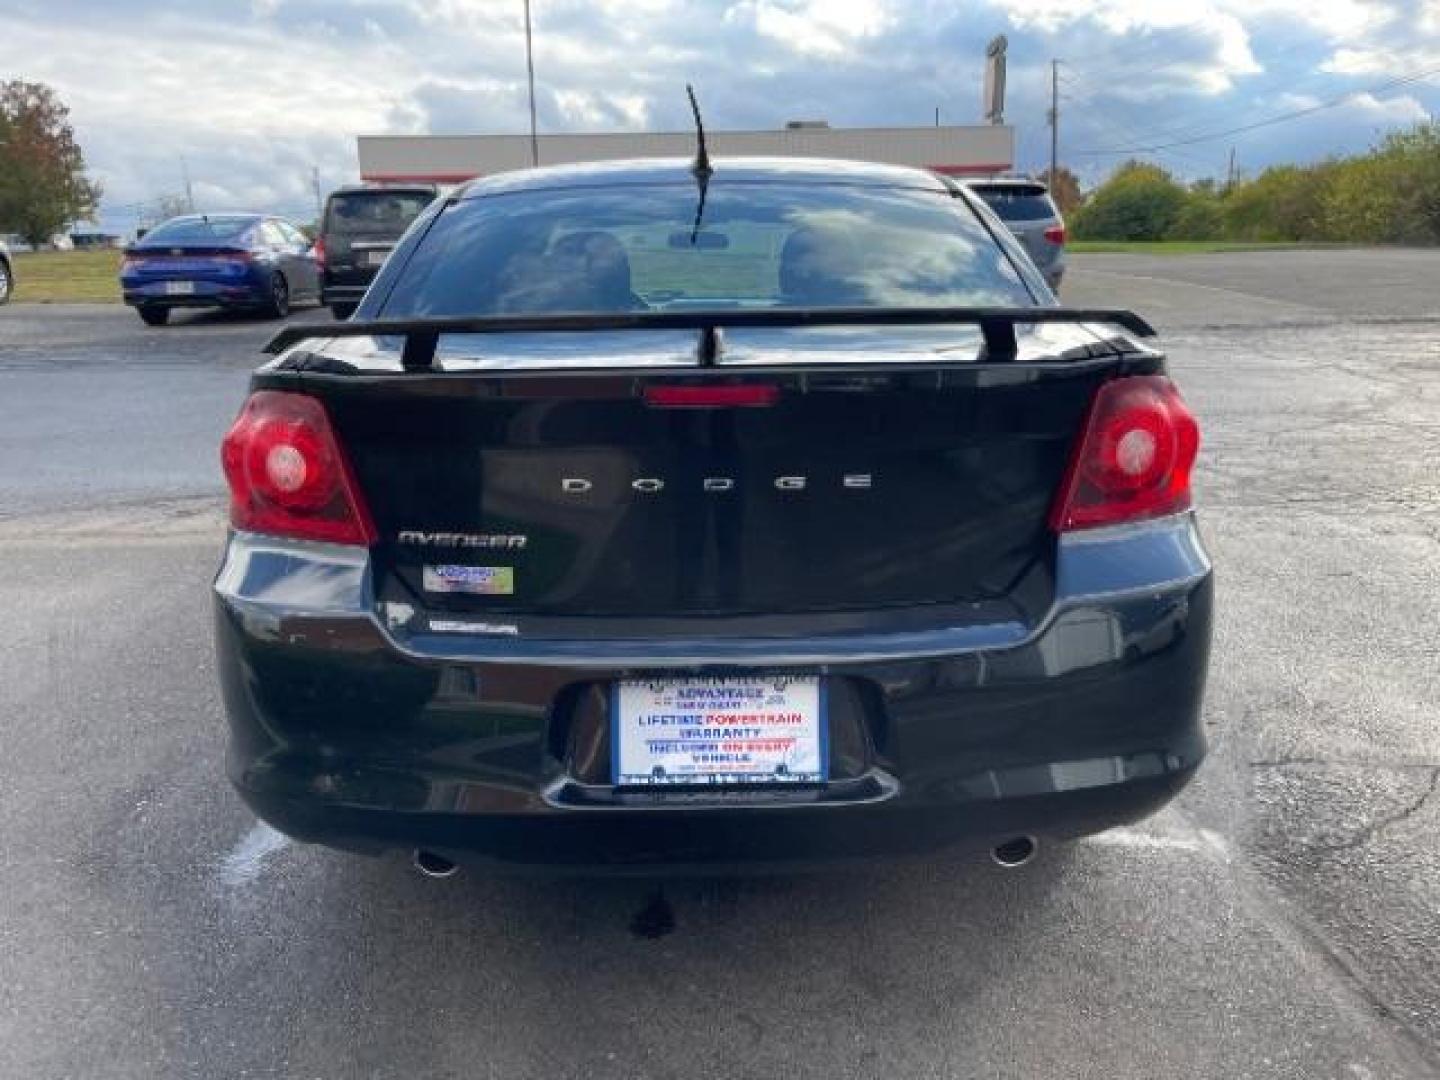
[
  {"left": 218, "top": 822, "right": 291, "bottom": 887},
  {"left": 1086, "top": 823, "right": 1231, "bottom": 860}
]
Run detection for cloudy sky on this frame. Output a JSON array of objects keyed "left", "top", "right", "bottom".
[{"left": 4, "top": 0, "right": 1438, "bottom": 231}]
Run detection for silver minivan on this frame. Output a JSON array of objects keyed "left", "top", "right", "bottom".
[{"left": 966, "top": 178, "right": 1067, "bottom": 290}]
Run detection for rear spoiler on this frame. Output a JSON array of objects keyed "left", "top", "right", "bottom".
[{"left": 264, "top": 306, "right": 1156, "bottom": 370}]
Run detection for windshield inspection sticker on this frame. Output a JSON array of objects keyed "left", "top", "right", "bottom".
[{"left": 423, "top": 565, "right": 515, "bottom": 596}]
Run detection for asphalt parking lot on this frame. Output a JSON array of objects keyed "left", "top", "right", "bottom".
[{"left": 2, "top": 250, "right": 1438, "bottom": 1078}]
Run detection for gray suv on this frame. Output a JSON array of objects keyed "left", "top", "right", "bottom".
[
  {"left": 966, "top": 178, "right": 1066, "bottom": 290},
  {"left": 318, "top": 185, "right": 436, "bottom": 319}
]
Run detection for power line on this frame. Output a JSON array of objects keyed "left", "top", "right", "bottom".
[
  {"left": 1059, "top": 6, "right": 1420, "bottom": 154},
  {"left": 1080, "top": 54, "right": 1425, "bottom": 154},
  {"left": 1052, "top": 63, "right": 1216, "bottom": 177},
  {"left": 1058, "top": 83, "right": 1217, "bottom": 164},
  {"left": 1057, "top": 69, "right": 1243, "bottom": 157},
  {"left": 1075, "top": 64, "right": 1440, "bottom": 155},
  {"left": 1067, "top": 102, "right": 1218, "bottom": 170}
]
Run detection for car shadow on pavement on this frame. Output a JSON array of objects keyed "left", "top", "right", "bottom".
[
  {"left": 202, "top": 841, "right": 1090, "bottom": 1073},
  {"left": 159, "top": 304, "right": 325, "bottom": 330}
]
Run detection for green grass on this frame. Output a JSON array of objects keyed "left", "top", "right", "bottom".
[
  {"left": 1068, "top": 240, "right": 1337, "bottom": 255},
  {"left": 11, "top": 249, "right": 122, "bottom": 303}
]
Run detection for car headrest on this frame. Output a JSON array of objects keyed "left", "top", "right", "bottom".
[
  {"left": 551, "top": 230, "right": 633, "bottom": 306},
  {"left": 778, "top": 226, "right": 866, "bottom": 306}
]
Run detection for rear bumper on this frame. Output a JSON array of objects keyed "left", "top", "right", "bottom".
[
  {"left": 122, "top": 279, "right": 266, "bottom": 308},
  {"left": 242, "top": 771, "right": 1195, "bottom": 873},
  {"left": 320, "top": 267, "right": 374, "bottom": 307},
  {"left": 320, "top": 284, "right": 368, "bottom": 306},
  {"left": 214, "top": 515, "right": 1212, "bottom": 869}
]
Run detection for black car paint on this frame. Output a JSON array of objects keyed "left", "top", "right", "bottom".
[
  {"left": 219, "top": 342, "right": 1210, "bottom": 870},
  {"left": 215, "top": 158, "right": 1211, "bottom": 870},
  {"left": 301, "top": 351, "right": 1115, "bottom": 616},
  {"left": 215, "top": 511, "right": 1209, "bottom": 869}
]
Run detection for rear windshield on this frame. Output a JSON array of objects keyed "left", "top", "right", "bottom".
[
  {"left": 379, "top": 181, "right": 1032, "bottom": 316},
  {"left": 142, "top": 217, "right": 255, "bottom": 243},
  {"left": 325, "top": 192, "right": 433, "bottom": 237},
  {"left": 970, "top": 186, "right": 1057, "bottom": 222}
]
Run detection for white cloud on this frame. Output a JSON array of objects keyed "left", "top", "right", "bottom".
[
  {"left": 1273, "top": 87, "right": 1427, "bottom": 123},
  {"left": 552, "top": 89, "right": 651, "bottom": 128},
  {"left": 1323, "top": 43, "right": 1440, "bottom": 76},
  {"left": 725, "top": 0, "right": 891, "bottom": 57},
  {"left": 1212, "top": 0, "right": 1393, "bottom": 40},
  {"left": 0, "top": 0, "right": 1435, "bottom": 231},
  {"left": 1347, "top": 90, "right": 1430, "bottom": 121},
  {"left": 984, "top": 0, "right": 1260, "bottom": 94}
]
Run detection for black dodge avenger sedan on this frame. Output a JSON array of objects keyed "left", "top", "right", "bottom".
[{"left": 215, "top": 157, "right": 1210, "bottom": 875}]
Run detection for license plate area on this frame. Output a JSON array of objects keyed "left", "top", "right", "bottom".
[
  {"left": 612, "top": 677, "right": 827, "bottom": 787},
  {"left": 363, "top": 249, "right": 389, "bottom": 267},
  {"left": 164, "top": 280, "right": 195, "bottom": 295}
]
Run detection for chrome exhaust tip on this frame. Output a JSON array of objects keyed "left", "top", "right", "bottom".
[
  {"left": 991, "top": 836, "right": 1038, "bottom": 868},
  {"left": 413, "top": 849, "right": 458, "bottom": 879}
]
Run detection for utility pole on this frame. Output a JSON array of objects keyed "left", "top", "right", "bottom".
[
  {"left": 181, "top": 156, "right": 196, "bottom": 213},
  {"left": 1048, "top": 59, "right": 1059, "bottom": 187},
  {"left": 1225, "top": 146, "right": 1237, "bottom": 192},
  {"left": 523, "top": 0, "right": 539, "bottom": 167},
  {"left": 311, "top": 166, "right": 323, "bottom": 221},
  {"left": 935, "top": 106, "right": 940, "bottom": 127}
]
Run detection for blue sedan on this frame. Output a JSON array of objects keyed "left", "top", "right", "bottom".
[{"left": 120, "top": 213, "right": 320, "bottom": 326}]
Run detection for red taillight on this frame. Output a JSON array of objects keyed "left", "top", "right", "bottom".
[
  {"left": 1050, "top": 376, "right": 1199, "bottom": 532},
  {"left": 1044, "top": 224, "right": 1067, "bottom": 245},
  {"left": 220, "top": 391, "right": 376, "bottom": 545},
  {"left": 643, "top": 383, "right": 779, "bottom": 408},
  {"left": 312, "top": 236, "right": 325, "bottom": 268}
]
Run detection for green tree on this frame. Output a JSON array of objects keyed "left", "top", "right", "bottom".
[
  {"left": 1370, "top": 122, "right": 1440, "bottom": 243},
  {"left": 1038, "top": 165, "right": 1083, "bottom": 215},
  {"left": 0, "top": 81, "right": 101, "bottom": 248},
  {"left": 1071, "top": 161, "right": 1188, "bottom": 241},
  {"left": 1172, "top": 189, "right": 1224, "bottom": 240},
  {"left": 1224, "top": 164, "right": 1333, "bottom": 241},
  {"left": 1321, "top": 156, "right": 1400, "bottom": 242}
]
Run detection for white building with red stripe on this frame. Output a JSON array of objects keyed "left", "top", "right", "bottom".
[{"left": 356, "top": 124, "right": 1015, "bottom": 185}]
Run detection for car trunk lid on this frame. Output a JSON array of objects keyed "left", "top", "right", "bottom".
[
  {"left": 272, "top": 321, "right": 1148, "bottom": 618},
  {"left": 127, "top": 247, "right": 251, "bottom": 279}
]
